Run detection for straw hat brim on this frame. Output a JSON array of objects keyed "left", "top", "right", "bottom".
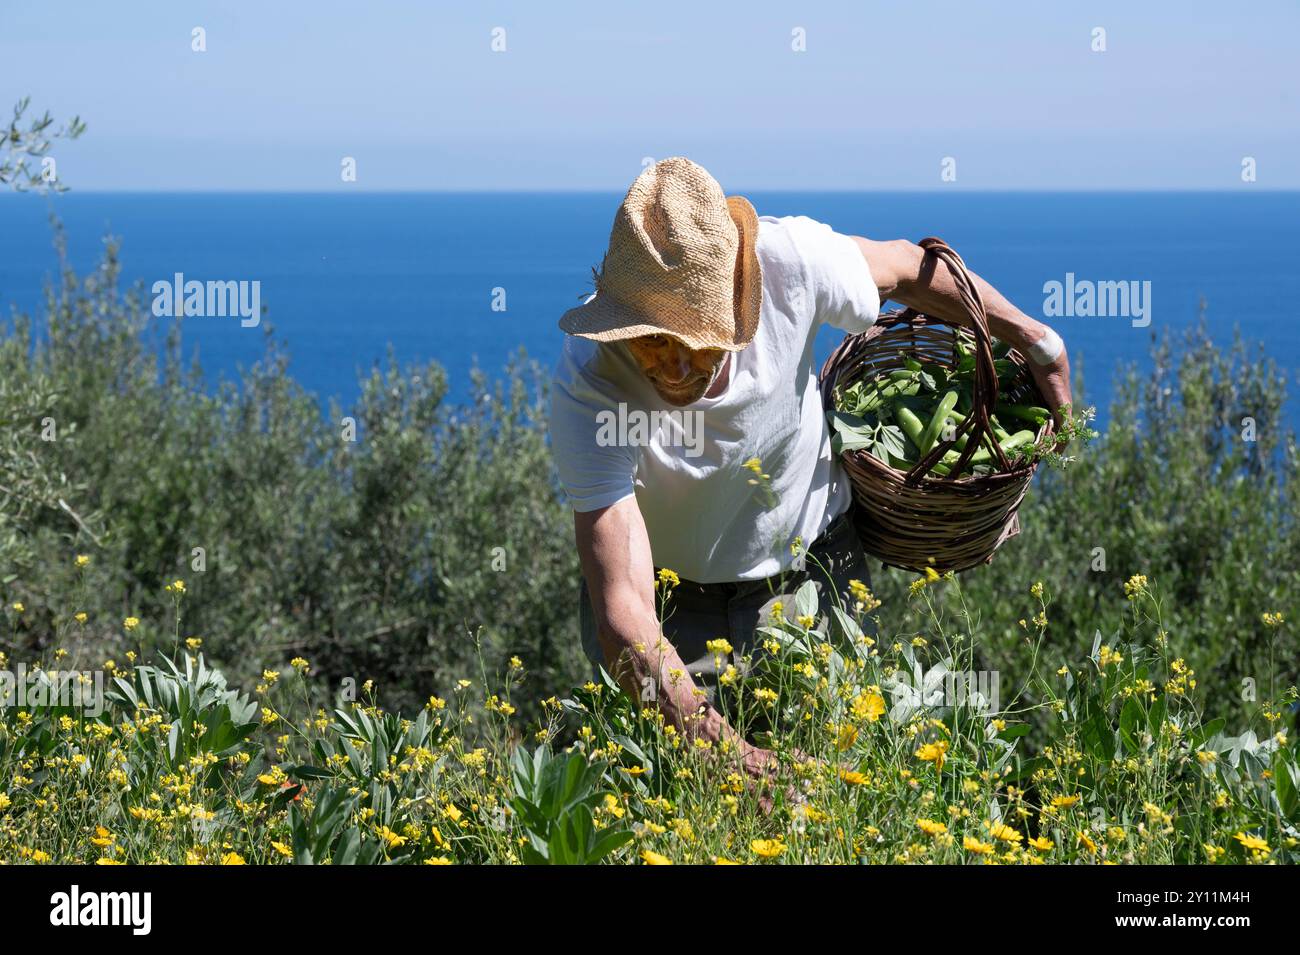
[{"left": 558, "top": 195, "right": 763, "bottom": 352}]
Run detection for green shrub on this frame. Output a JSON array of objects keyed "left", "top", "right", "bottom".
[{"left": 1, "top": 229, "right": 584, "bottom": 720}]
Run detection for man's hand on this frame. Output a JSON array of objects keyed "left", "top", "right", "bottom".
[
  {"left": 739, "top": 742, "right": 812, "bottom": 816},
  {"left": 1025, "top": 347, "right": 1074, "bottom": 439},
  {"left": 853, "top": 236, "right": 1074, "bottom": 437},
  {"left": 739, "top": 743, "right": 778, "bottom": 814},
  {"left": 741, "top": 741, "right": 781, "bottom": 783}
]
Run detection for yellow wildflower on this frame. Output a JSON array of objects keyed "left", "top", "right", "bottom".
[
  {"left": 848, "top": 579, "right": 881, "bottom": 613},
  {"left": 915, "top": 740, "right": 948, "bottom": 771},
  {"left": 1234, "top": 832, "right": 1270, "bottom": 856},
  {"left": 852, "top": 690, "right": 886, "bottom": 723},
  {"left": 916, "top": 818, "right": 948, "bottom": 837},
  {"left": 705, "top": 637, "right": 733, "bottom": 657},
  {"left": 988, "top": 821, "right": 1021, "bottom": 844},
  {"left": 1123, "top": 574, "right": 1147, "bottom": 600}
]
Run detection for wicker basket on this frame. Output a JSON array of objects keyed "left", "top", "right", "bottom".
[{"left": 818, "top": 237, "right": 1053, "bottom": 574}]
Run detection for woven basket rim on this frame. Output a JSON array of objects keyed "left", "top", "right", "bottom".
[{"left": 822, "top": 316, "right": 1051, "bottom": 488}]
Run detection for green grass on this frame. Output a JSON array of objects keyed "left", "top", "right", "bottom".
[{"left": 0, "top": 571, "right": 1294, "bottom": 864}]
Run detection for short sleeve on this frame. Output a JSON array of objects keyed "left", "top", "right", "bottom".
[
  {"left": 547, "top": 342, "right": 637, "bottom": 513},
  {"left": 784, "top": 215, "right": 880, "bottom": 334}
]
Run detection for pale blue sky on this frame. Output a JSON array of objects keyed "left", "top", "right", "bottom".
[{"left": 4, "top": 0, "right": 1298, "bottom": 190}]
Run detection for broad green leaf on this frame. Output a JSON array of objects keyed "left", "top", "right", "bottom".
[
  {"left": 334, "top": 827, "right": 360, "bottom": 865},
  {"left": 588, "top": 828, "right": 634, "bottom": 863},
  {"left": 1119, "top": 696, "right": 1143, "bottom": 754},
  {"left": 285, "top": 764, "right": 333, "bottom": 781},
  {"left": 794, "top": 580, "right": 818, "bottom": 621},
  {"left": 1273, "top": 752, "right": 1299, "bottom": 822},
  {"left": 1146, "top": 695, "right": 1167, "bottom": 739}
]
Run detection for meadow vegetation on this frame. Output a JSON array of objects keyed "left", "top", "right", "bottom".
[{"left": 1, "top": 233, "right": 1296, "bottom": 863}]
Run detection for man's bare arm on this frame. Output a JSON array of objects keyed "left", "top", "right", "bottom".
[
  {"left": 852, "top": 237, "right": 1073, "bottom": 430},
  {"left": 573, "top": 497, "right": 774, "bottom": 777}
]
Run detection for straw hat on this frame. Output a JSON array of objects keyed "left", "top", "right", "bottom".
[{"left": 559, "top": 157, "right": 762, "bottom": 352}]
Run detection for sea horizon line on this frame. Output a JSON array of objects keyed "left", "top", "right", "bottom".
[{"left": 3, "top": 187, "right": 1297, "bottom": 198}]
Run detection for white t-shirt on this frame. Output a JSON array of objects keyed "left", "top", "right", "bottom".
[{"left": 548, "top": 214, "right": 881, "bottom": 583}]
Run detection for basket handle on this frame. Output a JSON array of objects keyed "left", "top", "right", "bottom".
[{"left": 903, "top": 237, "right": 1012, "bottom": 485}]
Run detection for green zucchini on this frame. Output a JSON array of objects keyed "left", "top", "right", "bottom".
[
  {"left": 917, "top": 390, "right": 960, "bottom": 457},
  {"left": 995, "top": 402, "right": 1050, "bottom": 426}
]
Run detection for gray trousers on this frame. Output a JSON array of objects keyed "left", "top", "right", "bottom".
[{"left": 578, "top": 507, "right": 873, "bottom": 713}]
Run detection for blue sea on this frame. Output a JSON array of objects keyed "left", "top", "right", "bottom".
[{"left": 3, "top": 192, "right": 1298, "bottom": 429}]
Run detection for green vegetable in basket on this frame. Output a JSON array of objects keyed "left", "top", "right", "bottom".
[
  {"left": 894, "top": 404, "right": 928, "bottom": 453},
  {"left": 995, "top": 402, "right": 1051, "bottom": 426},
  {"left": 917, "top": 389, "right": 959, "bottom": 457},
  {"left": 998, "top": 429, "right": 1037, "bottom": 454},
  {"left": 828, "top": 337, "right": 1045, "bottom": 479}
]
